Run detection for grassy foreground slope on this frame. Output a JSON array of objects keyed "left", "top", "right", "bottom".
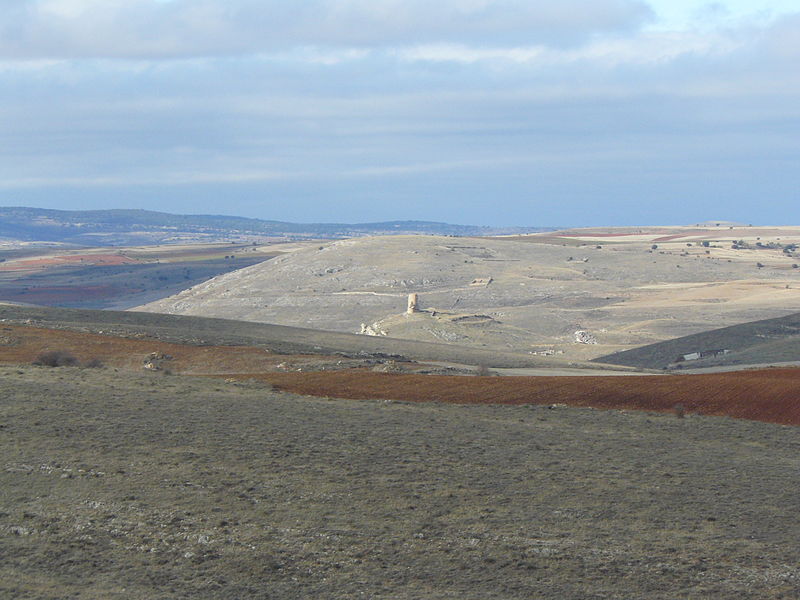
[
  {"left": 2, "top": 366, "right": 799, "bottom": 599},
  {"left": 595, "top": 312, "right": 800, "bottom": 369}
]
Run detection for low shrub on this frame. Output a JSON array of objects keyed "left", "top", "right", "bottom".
[{"left": 33, "top": 350, "right": 78, "bottom": 367}]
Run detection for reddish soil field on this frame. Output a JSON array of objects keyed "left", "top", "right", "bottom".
[
  {"left": 651, "top": 232, "right": 709, "bottom": 242},
  {"left": 254, "top": 369, "right": 800, "bottom": 426},
  {"left": 0, "top": 254, "right": 137, "bottom": 272},
  {"left": 0, "top": 325, "right": 337, "bottom": 374}
]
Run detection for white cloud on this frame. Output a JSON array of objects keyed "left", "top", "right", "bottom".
[
  {"left": 0, "top": 0, "right": 653, "bottom": 59},
  {"left": 0, "top": 3, "right": 797, "bottom": 225},
  {"left": 395, "top": 31, "right": 743, "bottom": 67}
]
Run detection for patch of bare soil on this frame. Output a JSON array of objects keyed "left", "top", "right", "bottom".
[{"left": 0, "top": 253, "right": 137, "bottom": 272}]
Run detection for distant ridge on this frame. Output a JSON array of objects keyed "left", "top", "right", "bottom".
[
  {"left": 594, "top": 312, "right": 800, "bottom": 369},
  {"left": 0, "top": 207, "right": 551, "bottom": 245},
  {"left": 692, "top": 220, "right": 750, "bottom": 227}
]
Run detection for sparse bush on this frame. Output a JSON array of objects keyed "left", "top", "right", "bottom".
[
  {"left": 33, "top": 350, "right": 78, "bottom": 367},
  {"left": 756, "top": 262, "right": 764, "bottom": 268},
  {"left": 673, "top": 403, "right": 685, "bottom": 419},
  {"left": 83, "top": 358, "right": 104, "bottom": 369}
]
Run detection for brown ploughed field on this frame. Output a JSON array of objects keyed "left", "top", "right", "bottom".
[{"left": 255, "top": 369, "right": 800, "bottom": 426}]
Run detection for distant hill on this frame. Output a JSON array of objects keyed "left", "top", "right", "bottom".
[
  {"left": 594, "top": 312, "right": 800, "bottom": 369},
  {"left": 0, "top": 207, "right": 549, "bottom": 245}
]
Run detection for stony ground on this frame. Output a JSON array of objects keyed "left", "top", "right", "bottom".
[
  {"left": 2, "top": 365, "right": 799, "bottom": 599},
  {"left": 137, "top": 228, "right": 800, "bottom": 359}
]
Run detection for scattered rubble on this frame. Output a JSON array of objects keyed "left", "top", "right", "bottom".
[
  {"left": 358, "top": 322, "right": 387, "bottom": 336},
  {"left": 469, "top": 277, "right": 493, "bottom": 286},
  {"left": 530, "top": 349, "right": 565, "bottom": 356},
  {"left": 574, "top": 330, "right": 598, "bottom": 344},
  {"left": 143, "top": 351, "right": 173, "bottom": 371}
]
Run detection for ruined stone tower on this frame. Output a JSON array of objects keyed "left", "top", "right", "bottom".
[{"left": 407, "top": 293, "right": 419, "bottom": 314}]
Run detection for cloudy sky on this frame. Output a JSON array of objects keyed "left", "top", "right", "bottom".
[{"left": 1, "top": 1, "right": 798, "bottom": 226}]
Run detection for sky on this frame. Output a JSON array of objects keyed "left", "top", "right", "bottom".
[{"left": 0, "top": 1, "right": 798, "bottom": 227}]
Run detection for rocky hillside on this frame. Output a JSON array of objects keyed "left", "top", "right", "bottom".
[{"left": 136, "top": 234, "right": 800, "bottom": 359}]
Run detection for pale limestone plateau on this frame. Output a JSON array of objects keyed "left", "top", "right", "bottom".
[{"left": 136, "top": 228, "right": 800, "bottom": 360}]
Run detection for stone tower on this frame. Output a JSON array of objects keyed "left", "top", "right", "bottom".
[{"left": 407, "top": 293, "right": 419, "bottom": 314}]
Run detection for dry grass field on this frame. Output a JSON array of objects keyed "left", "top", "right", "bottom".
[{"left": 2, "top": 365, "right": 799, "bottom": 599}]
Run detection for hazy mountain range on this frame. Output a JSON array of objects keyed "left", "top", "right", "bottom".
[{"left": 0, "top": 207, "right": 552, "bottom": 245}]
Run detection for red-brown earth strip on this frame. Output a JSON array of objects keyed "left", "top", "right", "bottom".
[
  {"left": 250, "top": 369, "right": 800, "bottom": 426},
  {"left": 0, "top": 325, "right": 339, "bottom": 373},
  {"left": 0, "top": 254, "right": 138, "bottom": 272}
]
